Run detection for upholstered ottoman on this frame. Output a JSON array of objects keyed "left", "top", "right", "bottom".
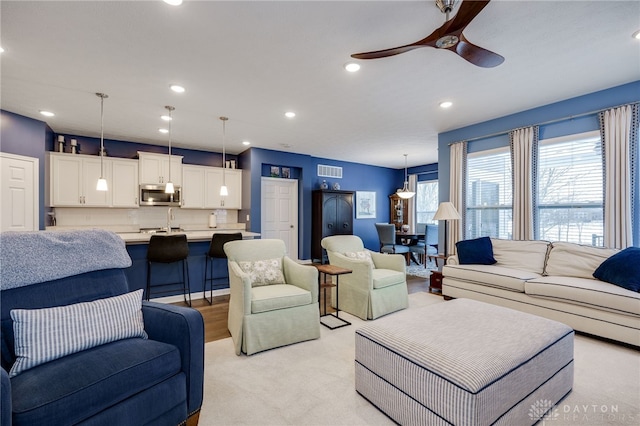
[{"left": 355, "top": 298, "right": 574, "bottom": 426}]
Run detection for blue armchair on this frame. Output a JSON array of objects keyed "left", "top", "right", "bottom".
[{"left": 0, "top": 230, "right": 204, "bottom": 426}]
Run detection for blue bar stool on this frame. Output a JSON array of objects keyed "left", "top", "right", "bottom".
[
  {"left": 203, "top": 232, "right": 243, "bottom": 304},
  {"left": 146, "top": 234, "right": 191, "bottom": 306}
]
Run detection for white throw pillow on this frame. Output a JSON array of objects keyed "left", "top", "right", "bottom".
[
  {"left": 491, "top": 239, "right": 550, "bottom": 274},
  {"left": 10, "top": 289, "right": 147, "bottom": 377},
  {"left": 343, "top": 251, "right": 374, "bottom": 267},
  {"left": 545, "top": 242, "right": 619, "bottom": 279},
  {"left": 238, "top": 258, "right": 286, "bottom": 287}
]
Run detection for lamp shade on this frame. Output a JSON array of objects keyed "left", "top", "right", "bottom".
[{"left": 433, "top": 202, "right": 461, "bottom": 221}]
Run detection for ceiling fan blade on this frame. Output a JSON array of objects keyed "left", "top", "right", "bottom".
[
  {"left": 447, "top": 33, "right": 504, "bottom": 68},
  {"left": 351, "top": 25, "right": 441, "bottom": 60},
  {"left": 442, "top": 0, "right": 491, "bottom": 35},
  {"left": 351, "top": 44, "right": 426, "bottom": 60}
]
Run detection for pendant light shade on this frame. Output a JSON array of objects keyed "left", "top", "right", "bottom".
[
  {"left": 96, "top": 92, "right": 109, "bottom": 191},
  {"left": 165, "top": 105, "right": 175, "bottom": 194},
  {"left": 220, "top": 116, "right": 229, "bottom": 197},
  {"left": 396, "top": 154, "right": 415, "bottom": 199}
]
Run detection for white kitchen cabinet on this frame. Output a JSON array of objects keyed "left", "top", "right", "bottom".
[
  {"left": 111, "top": 158, "right": 139, "bottom": 207},
  {"left": 219, "top": 168, "right": 242, "bottom": 209},
  {"left": 181, "top": 164, "right": 242, "bottom": 209},
  {"left": 138, "top": 152, "right": 183, "bottom": 186},
  {"left": 181, "top": 165, "right": 206, "bottom": 208},
  {"left": 48, "top": 153, "right": 111, "bottom": 207}
]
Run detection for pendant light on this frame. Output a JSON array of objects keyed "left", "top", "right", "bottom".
[
  {"left": 96, "top": 92, "right": 109, "bottom": 191},
  {"left": 164, "top": 105, "right": 175, "bottom": 194},
  {"left": 219, "top": 116, "right": 229, "bottom": 197},
  {"left": 396, "top": 154, "right": 415, "bottom": 199}
]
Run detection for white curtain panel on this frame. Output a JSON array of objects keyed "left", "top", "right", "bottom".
[
  {"left": 600, "top": 105, "right": 633, "bottom": 249},
  {"left": 408, "top": 174, "right": 417, "bottom": 232},
  {"left": 510, "top": 126, "right": 537, "bottom": 240},
  {"left": 449, "top": 142, "right": 466, "bottom": 254}
]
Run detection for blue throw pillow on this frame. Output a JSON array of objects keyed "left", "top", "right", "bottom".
[
  {"left": 593, "top": 247, "right": 640, "bottom": 292},
  {"left": 456, "top": 237, "right": 497, "bottom": 265}
]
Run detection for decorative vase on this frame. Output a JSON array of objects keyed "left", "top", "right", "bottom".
[
  {"left": 332, "top": 182, "right": 340, "bottom": 190},
  {"left": 402, "top": 224, "right": 410, "bottom": 233},
  {"left": 320, "top": 180, "right": 328, "bottom": 190}
]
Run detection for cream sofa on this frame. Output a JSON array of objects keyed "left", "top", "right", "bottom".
[{"left": 443, "top": 239, "right": 640, "bottom": 346}]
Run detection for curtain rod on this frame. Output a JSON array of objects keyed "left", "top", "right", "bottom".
[{"left": 448, "top": 101, "right": 638, "bottom": 146}]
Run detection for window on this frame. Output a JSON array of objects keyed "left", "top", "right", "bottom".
[
  {"left": 416, "top": 180, "right": 439, "bottom": 224},
  {"left": 466, "top": 147, "right": 512, "bottom": 239},
  {"left": 537, "top": 131, "right": 603, "bottom": 245}
]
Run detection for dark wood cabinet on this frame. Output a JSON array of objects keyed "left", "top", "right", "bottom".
[
  {"left": 312, "top": 190, "right": 354, "bottom": 262},
  {"left": 389, "top": 193, "right": 409, "bottom": 231}
]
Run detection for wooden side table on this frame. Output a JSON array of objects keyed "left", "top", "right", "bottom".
[
  {"left": 427, "top": 253, "right": 447, "bottom": 269},
  {"left": 430, "top": 270, "right": 443, "bottom": 294},
  {"left": 314, "top": 264, "right": 352, "bottom": 329}
]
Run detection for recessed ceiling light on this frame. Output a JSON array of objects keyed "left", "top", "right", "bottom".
[
  {"left": 39, "top": 110, "right": 55, "bottom": 117},
  {"left": 159, "top": 128, "right": 169, "bottom": 134},
  {"left": 163, "top": 0, "right": 183, "bottom": 5},
  {"left": 242, "top": 140, "right": 251, "bottom": 146},
  {"left": 285, "top": 111, "right": 296, "bottom": 118},
  {"left": 344, "top": 62, "right": 360, "bottom": 72},
  {"left": 439, "top": 101, "right": 453, "bottom": 109},
  {"left": 633, "top": 30, "right": 640, "bottom": 40},
  {"left": 160, "top": 115, "right": 172, "bottom": 121},
  {"left": 170, "top": 85, "right": 185, "bottom": 93}
]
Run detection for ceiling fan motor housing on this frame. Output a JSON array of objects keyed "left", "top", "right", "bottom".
[{"left": 436, "top": 0, "right": 457, "bottom": 14}]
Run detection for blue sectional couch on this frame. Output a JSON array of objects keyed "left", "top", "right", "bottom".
[{"left": 0, "top": 230, "right": 204, "bottom": 426}]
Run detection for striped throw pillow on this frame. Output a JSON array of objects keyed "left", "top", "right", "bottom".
[{"left": 9, "top": 289, "right": 147, "bottom": 377}]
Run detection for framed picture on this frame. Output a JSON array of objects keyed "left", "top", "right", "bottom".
[
  {"left": 281, "top": 167, "right": 291, "bottom": 179},
  {"left": 270, "top": 166, "right": 280, "bottom": 177},
  {"left": 356, "top": 191, "right": 376, "bottom": 219}
]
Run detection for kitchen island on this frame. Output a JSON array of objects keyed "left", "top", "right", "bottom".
[
  {"left": 120, "top": 228, "right": 260, "bottom": 302},
  {"left": 46, "top": 226, "right": 260, "bottom": 302}
]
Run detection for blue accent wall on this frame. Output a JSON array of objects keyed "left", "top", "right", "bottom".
[
  {"left": 438, "top": 80, "right": 640, "bottom": 247},
  {"left": 243, "top": 148, "right": 404, "bottom": 256},
  {"left": 0, "top": 110, "right": 52, "bottom": 229}
]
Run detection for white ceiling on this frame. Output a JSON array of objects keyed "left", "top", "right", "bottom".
[{"left": 1, "top": 1, "right": 639, "bottom": 169}]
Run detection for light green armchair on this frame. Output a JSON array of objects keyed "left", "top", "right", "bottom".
[
  {"left": 321, "top": 235, "right": 408, "bottom": 320},
  {"left": 224, "top": 239, "right": 320, "bottom": 355}
]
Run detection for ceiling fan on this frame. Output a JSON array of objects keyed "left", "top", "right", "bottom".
[{"left": 351, "top": 0, "right": 504, "bottom": 68}]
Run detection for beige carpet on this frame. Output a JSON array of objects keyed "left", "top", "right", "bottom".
[{"left": 199, "top": 293, "right": 639, "bottom": 425}]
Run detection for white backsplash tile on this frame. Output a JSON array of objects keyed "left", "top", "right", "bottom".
[{"left": 53, "top": 207, "right": 240, "bottom": 231}]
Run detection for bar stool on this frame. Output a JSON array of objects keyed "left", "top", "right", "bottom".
[
  {"left": 203, "top": 232, "right": 242, "bottom": 304},
  {"left": 146, "top": 234, "right": 191, "bottom": 306}
]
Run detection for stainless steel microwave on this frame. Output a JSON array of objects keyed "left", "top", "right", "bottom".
[{"left": 139, "top": 184, "right": 182, "bottom": 206}]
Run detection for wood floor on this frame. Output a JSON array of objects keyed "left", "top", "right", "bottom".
[{"left": 175, "top": 274, "right": 432, "bottom": 344}]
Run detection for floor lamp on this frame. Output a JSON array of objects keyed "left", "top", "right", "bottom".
[{"left": 432, "top": 202, "right": 461, "bottom": 264}]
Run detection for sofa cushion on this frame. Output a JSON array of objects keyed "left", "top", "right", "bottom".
[
  {"left": 251, "top": 284, "right": 312, "bottom": 313},
  {"left": 10, "top": 338, "right": 182, "bottom": 425},
  {"left": 372, "top": 268, "right": 405, "bottom": 289},
  {"left": 525, "top": 276, "right": 640, "bottom": 317},
  {"left": 593, "top": 247, "right": 640, "bottom": 292},
  {"left": 545, "top": 242, "right": 618, "bottom": 279},
  {"left": 9, "top": 289, "right": 147, "bottom": 377},
  {"left": 238, "top": 258, "right": 286, "bottom": 287},
  {"left": 455, "top": 237, "right": 497, "bottom": 265},
  {"left": 491, "top": 239, "right": 550, "bottom": 274},
  {"left": 443, "top": 264, "right": 541, "bottom": 292}
]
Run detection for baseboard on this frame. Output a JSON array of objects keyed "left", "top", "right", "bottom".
[{"left": 150, "top": 288, "right": 230, "bottom": 304}]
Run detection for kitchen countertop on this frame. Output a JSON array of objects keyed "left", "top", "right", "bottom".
[
  {"left": 44, "top": 225, "right": 260, "bottom": 244},
  {"left": 118, "top": 229, "right": 260, "bottom": 244}
]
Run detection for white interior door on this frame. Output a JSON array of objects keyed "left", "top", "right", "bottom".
[
  {"left": 1, "top": 153, "right": 39, "bottom": 231},
  {"left": 261, "top": 177, "right": 298, "bottom": 258}
]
